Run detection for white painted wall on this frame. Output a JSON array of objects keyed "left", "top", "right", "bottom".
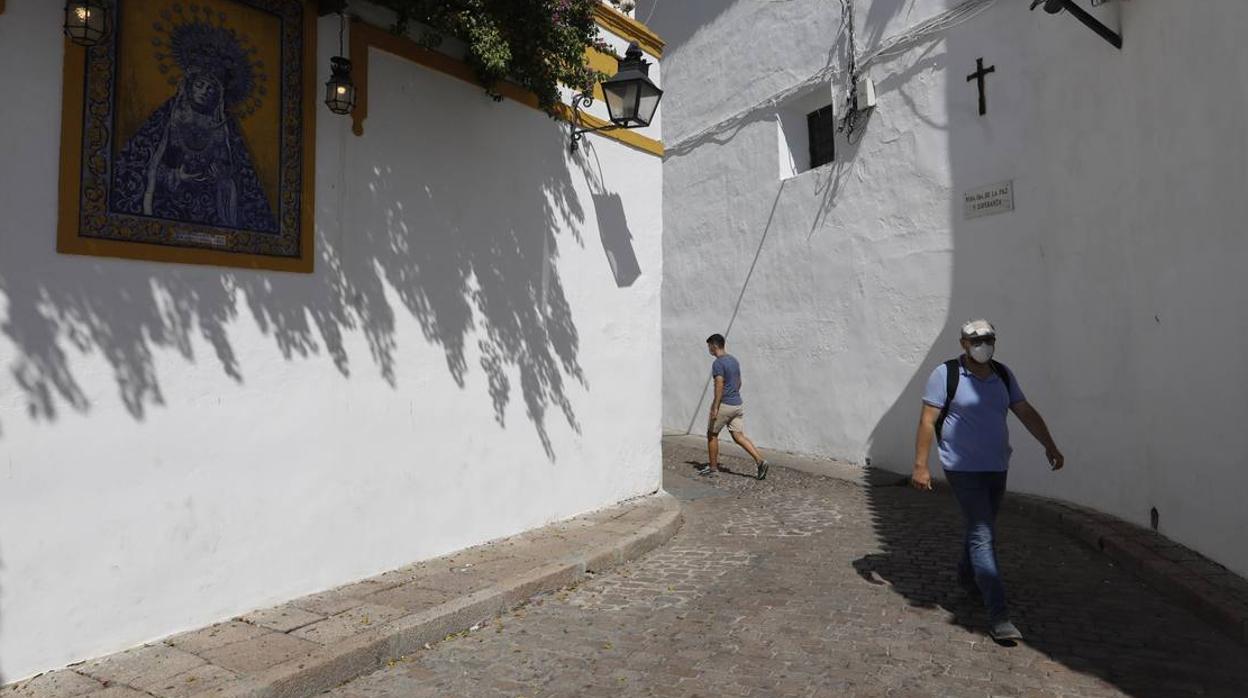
[
  {"left": 651, "top": 0, "right": 1248, "bottom": 578},
  {"left": 0, "top": 2, "right": 662, "bottom": 681}
]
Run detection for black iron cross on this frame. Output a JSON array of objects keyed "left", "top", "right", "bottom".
[{"left": 967, "top": 58, "right": 996, "bottom": 116}]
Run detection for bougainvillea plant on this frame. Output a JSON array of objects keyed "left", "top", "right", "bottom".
[{"left": 372, "top": 0, "right": 612, "bottom": 114}]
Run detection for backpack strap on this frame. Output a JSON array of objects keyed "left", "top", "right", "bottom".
[
  {"left": 934, "top": 358, "right": 961, "bottom": 441},
  {"left": 990, "top": 360, "right": 1014, "bottom": 400}
]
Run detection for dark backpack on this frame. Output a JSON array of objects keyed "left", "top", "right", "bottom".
[{"left": 934, "top": 357, "right": 1013, "bottom": 441}]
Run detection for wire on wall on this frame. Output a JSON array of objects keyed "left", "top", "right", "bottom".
[
  {"left": 642, "top": 0, "right": 660, "bottom": 26},
  {"left": 666, "top": 0, "right": 996, "bottom": 155},
  {"left": 858, "top": 0, "right": 996, "bottom": 70},
  {"left": 839, "top": 0, "right": 864, "bottom": 142},
  {"left": 666, "top": 0, "right": 851, "bottom": 154}
]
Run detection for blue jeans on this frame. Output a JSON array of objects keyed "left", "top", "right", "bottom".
[{"left": 945, "top": 470, "right": 1009, "bottom": 620}]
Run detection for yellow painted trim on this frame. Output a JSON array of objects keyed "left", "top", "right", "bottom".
[
  {"left": 553, "top": 102, "right": 664, "bottom": 157},
  {"left": 585, "top": 46, "right": 619, "bottom": 101},
  {"left": 592, "top": 4, "right": 664, "bottom": 58},
  {"left": 56, "top": 0, "right": 318, "bottom": 273},
  {"left": 349, "top": 20, "right": 663, "bottom": 158}
]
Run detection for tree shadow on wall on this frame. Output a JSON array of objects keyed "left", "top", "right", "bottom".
[{"left": 0, "top": 118, "right": 585, "bottom": 460}]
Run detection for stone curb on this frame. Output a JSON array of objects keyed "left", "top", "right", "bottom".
[
  {"left": 1004, "top": 493, "right": 1248, "bottom": 647},
  {"left": 194, "top": 494, "right": 683, "bottom": 698},
  {"left": 3, "top": 493, "right": 682, "bottom": 698}
]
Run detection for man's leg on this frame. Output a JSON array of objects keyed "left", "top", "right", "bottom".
[
  {"left": 729, "top": 431, "right": 765, "bottom": 465},
  {"left": 707, "top": 432, "right": 720, "bottom": 471},
  {"left": 950, "top": 472, "right": 978, "bottom": 587},
  {"left": 946, "top": 471, "right": 1009, "bottom": 621},
  {"left": 986, "top": 470, "right": 1008, "bottom": 519},
  {"left": 957, "top": 531, "right": 977, "bottom": 593},
  {"left": 703, "top": 407, "right": 727, "bottom": 473},
  {"left": 725, "top": 406, "right": 765, "bottom": 464},
  {"left": 726, "top": 406, "right": 768, "bottom": 480}
]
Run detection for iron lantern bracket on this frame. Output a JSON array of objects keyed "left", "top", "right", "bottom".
[
  {"left": 1031, "top": 0, "right": 1123, "bottom": 49},
  {"left": 569, "top": 92, "right": 621, "bottom": 152}
]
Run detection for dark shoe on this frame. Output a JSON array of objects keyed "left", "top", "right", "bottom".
[
  {"left": 698, "top": 466, "right": 717, "bottom": 477},
  {"left": 756, "top": 460, "right": 770, "bottom": 481},
  {"left": 989, "top": 618, "right": 1022, "bottom": 642}
]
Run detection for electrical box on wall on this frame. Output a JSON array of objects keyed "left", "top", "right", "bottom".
[{"left": 855, "top": 77, "right": 877, "bottom": 110}]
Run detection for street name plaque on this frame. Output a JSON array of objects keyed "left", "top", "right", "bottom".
[{"left": 963, "top": 180, "right": 1014, "bottom": 219}]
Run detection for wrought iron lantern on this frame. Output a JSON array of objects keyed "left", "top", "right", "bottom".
[
  {"left": 64, "top": 0, "right": 111, "bottom": 47},
  {"left": 324, "top": 11, "right": 356, "bottom": 115},
  {"left": 570, "top": 42, "right": 663, "bottom": 151},
  {"left": 601, "top": 43, "right": 662, "bottom": 128},
  {"left": 325, "top": 57, "right": 356, "bottom": 115}
]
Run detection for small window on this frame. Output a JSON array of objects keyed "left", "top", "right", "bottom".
[
  {"left": 776, "top": 84, "right": 837, "bottom": 180},
  {"left": 807, "top": 105, "right": 836, "bottom": 169}
]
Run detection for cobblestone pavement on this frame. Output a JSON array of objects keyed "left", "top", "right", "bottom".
[{"left": 326, "top": 442, "right": 1248, "bottom": 697}]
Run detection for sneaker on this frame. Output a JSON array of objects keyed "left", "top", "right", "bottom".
[
  {"left": 989, "top": 618, "right": 1023, "bottom": 642},
  {"left": 698, "top": 466, "right": 717, "bottom": 477},
  {"left": 756, "top": 460, "right": 770, "bottom": 481}
]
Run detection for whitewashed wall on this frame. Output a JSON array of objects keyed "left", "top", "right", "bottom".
[
  {"left": 0, "top": 2, "right": 662, "bottom": 681},
  {"left": 652, "top": 0, "right": 1248, "bottom": 578}
]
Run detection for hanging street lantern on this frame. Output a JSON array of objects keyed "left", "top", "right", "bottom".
[
  {"left": 570, "top": 42, "right": 663, "bottom": 151},
  {"left": 601, "top": 43, "right": 662, "bottom": 128},
  {"left": 325, "top": 56, "right": 356, "bottom": 115},
  {"left": 64, "top": 0, "right": 111, "bottom": 47},
  {"left": 324, "top": 9, "right": 355, "bottom": 115}
]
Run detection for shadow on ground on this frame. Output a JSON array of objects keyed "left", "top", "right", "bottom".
[{"left": 852, "top": 479, "right": 1248, "bottom": 697}]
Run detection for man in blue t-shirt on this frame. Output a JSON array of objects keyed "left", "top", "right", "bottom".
[
  {"left": 702, "top": 334, "right": 769, "bottom": 480},
  {"left": 911, "top": 319, "right": 1064, "bottom": 643}
]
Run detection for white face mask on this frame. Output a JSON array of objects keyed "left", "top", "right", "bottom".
[{"left": 968, "top": 343, "right": 995, "bottom": 364}]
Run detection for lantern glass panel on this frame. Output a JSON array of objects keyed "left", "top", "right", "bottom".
[
  {"left": 325, "top": 79, "right": 355, "bottom": 115},
  {"left": 636, "top": 84, "right": 662, "bottom": 126},
  {"left": 324, "top": 56, "right": 356, "bottom": 115},
  {"left": 65, "top": 1, "right": 110, "bottom": 46},
  {"left": 604, "top": 81, "right": 639, "bottom": 125}
]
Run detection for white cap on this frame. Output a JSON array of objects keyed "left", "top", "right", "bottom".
[{"left": 960, "top": 319, "right": 996, "bottom": 339}]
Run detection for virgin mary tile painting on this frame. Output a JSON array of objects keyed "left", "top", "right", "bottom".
[{"left": 58, "top": 0, "right": 316, "bottom": 272}]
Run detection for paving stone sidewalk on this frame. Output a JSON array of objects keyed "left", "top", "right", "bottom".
[
  {"left": 664, "top": 433, "right": 1248, "bottom": 646},
  {"left": 0, "top": 493, "right": 681, "bottom": 698},
  {"left": 326, "top": 439, "right": 1248, "bottom": 697}
]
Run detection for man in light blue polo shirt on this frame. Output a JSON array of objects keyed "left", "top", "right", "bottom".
[{"left": 911, "top": 319, "right": 1064, "bottom": 643}]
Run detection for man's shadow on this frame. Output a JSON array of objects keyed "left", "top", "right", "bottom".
[
  {"left": 851, "top": 476, "right": 1248, "bottom": 696},
  {"left": 681, "top": 459, "right": 757, "bottom": 480}
]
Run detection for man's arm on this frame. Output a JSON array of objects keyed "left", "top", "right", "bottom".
[
  {"left": 711, "top": 376, "right": 725, "bottom": 417},
  {"left": 911, "top": 403, "right": 941, "bottom": 490},
  {"left": 1010, "top": 400, "right": 1064, "bottom": 470}
]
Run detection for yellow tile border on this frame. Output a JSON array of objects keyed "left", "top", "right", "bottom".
[{"left": 348, "top": 20, "right": 663, "bottom": 158}]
